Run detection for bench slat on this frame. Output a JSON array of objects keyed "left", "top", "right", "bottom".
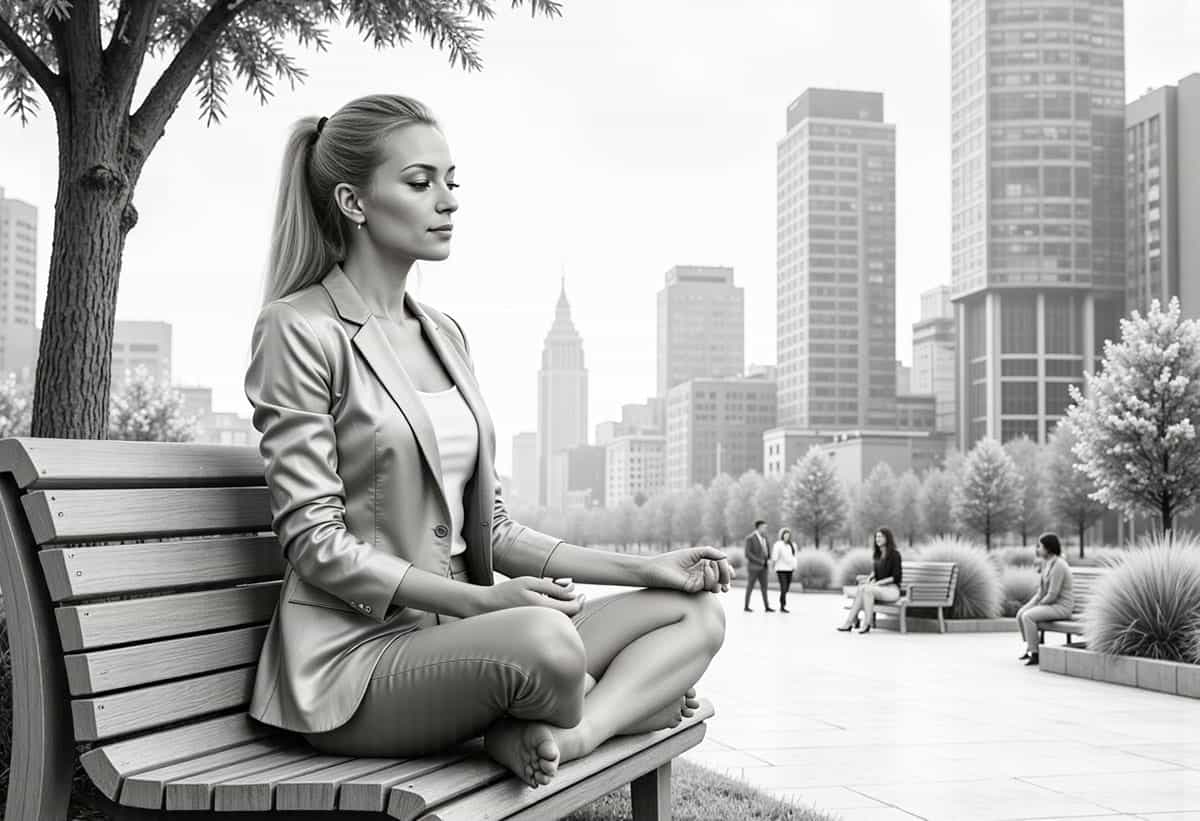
[
  {"left": 79, "top": 713, "right": 275, "bottom": 800},
  {"left": 275, "top": 758, "right": 408, "bottom": 811},
  {"left": 56, "top": 581, "right": 280, "bottom": 651},
  {"left": 65, "top": 625, "right": 269, "bottom": 696},
  {"left": 120, "top": 738, "right": 292, "bottom": 809},
  {"left": 339, "top": 756, "right": 470, "bottom": 813},
  {"left": 23, "top": 487, "right": 271, "bottom": 544},
  {"left": 213, "top": 753, "right": 354, "bottom": 811},
  {"left": 409, "top": 704, "right": 713, "bottom": 821},
  {"left": 72, "top": 667, "right": 256, "bottom": 742},
  {"left": 40, "top": 536, "right": 283, "bottom": 600},
  {"left": 0, "top": 438, "right": 265, "bottom": 490},
  {"left": 165, "top": 747, "right": 322, "bottom": 811}
]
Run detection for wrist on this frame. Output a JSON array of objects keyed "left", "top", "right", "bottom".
[{"left": 462, "top": 584, "right": 492, "bottom": 618}]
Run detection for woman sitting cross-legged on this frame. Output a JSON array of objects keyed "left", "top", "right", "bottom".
[
  {"left": 1016, "top": 533, "right": 1075, "bottom": 666},
  {"left": 837, "top": 528, "right": 902, "bottom": 634}
]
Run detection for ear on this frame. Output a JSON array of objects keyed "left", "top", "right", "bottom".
[{"left": 333, "top": 182, "right": 366, "bottom": 225}]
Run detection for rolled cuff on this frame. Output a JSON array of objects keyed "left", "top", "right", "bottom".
[{"left": 493, "top": 525, "right": 563, "bottom": 579}]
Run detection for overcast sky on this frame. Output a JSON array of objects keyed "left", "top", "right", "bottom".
[{"left": 2, "top": 0, "right": 1198, "bottom": 474}]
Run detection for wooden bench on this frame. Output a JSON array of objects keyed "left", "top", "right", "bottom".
[
  {"left": 1038, "top": 566, "right": 1108, "bottom": 646},
  {"left": 842, "top": 561, "right": 959, "bottom": 634},
  {"left": 0, "top": 437, "right": 712, "bottom": 820}
]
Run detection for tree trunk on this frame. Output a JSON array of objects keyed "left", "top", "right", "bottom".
[
  {"left": 1161, "top": 496, "right": 1173, "bottom": 537},
  {"left": 32, "top": 104, "right": 138, "bottom": 439},
  {"left": 813, "top": 526, "right": 820, "bottom": 550},
  {"left": 1078, "top": 519, "right": 1085, "bottom": 559}
]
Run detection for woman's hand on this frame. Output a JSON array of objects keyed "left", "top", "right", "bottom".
[
  {"left": 641, "top": 547, "right": 733, "bottom": 594},
  {"left": 472, "top": 576, "right": 585, "bottom": 617}
]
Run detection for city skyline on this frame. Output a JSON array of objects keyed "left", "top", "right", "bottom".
[{"left": 1, "top": 0, "right": 1196, "bottom": 474}]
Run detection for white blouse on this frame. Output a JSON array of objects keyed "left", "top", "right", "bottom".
[
  {"left": 771, "top": 540, "right": 798, "bottom": 572},
  {"left": 415, "top": 385, "right": 479, "bottom": 556}
]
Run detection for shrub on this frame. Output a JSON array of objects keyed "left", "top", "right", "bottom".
[
  {"left": 999, "top": 566, "right": 1038, "bottom": 617},
  {"left": 793, "top": 549, "right": 836, "bottom": 590},
  {"left": 1065, "top": 546, "right": 1127, "bottom": 568},
  {"left": 834, "top": 547, "right": 875, "bottom": 587},
  {"left": 1084, "top": 532, "right": 1200, "bottom": 662},
  {"left": 991, "top": 545, "right": 1037, "bottom": 569},
  {"left": 916, "top": 536, "right": 1003, "bottom": 619}
]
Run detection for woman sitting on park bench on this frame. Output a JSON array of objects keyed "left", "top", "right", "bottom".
[
  {"left": 244, "top": 93, "right": 732, "bottom": 790},
  {"left": 838, "top": 527, "right": 902, "bottom": 634},
  {"left": 1016, "top": 533, "right": 1075, "bottom": 667}
]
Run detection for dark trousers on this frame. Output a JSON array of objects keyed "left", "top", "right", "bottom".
[
  {"left": 776, "top": 571, "right": 793, "bottom": 609},
  {"left": 744, "top": 564, "right": 770, "bottom": 609}
]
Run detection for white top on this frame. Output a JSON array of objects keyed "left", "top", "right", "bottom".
[
  {"left": 771, "top": 540, "right": 798, "bottom": 572},
  {"left": 415, "top": 385, "right": 479, "bottom": 557}
]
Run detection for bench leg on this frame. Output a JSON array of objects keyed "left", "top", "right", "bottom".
[
  {"left": 899, "top": 606, "right": 907, "bottom": 634},
  {"left": 937, "top": 607, "right": 945, "bottom": 634},
  {"left": 631, "top": 761, "right": 671, "bottom": 821}
]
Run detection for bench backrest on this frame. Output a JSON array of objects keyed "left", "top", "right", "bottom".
[
  {"left": 0, "top": 438, "right": 278, "bottom": 749},
  {"left": 901, "top": 561, "right": 958, "bottom": 605},
  {"left": 1067, "top": 566, "right": 1107, "bottom": 616}
]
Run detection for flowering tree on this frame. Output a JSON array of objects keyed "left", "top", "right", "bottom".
[
  {"left": 953, "top": 437, "right": 1023, "bottom": 550},
  {"left": 782, "top": 446, "right": 847, "bottom": 549},
  {"left": 1045, "top": 421, "right": 1106, "bottom": 557},
  {"left": 0, "top": 374, "right": 32, "bottom": 437},
  {"left": 1067, "top": 299, "right": 1200, "bottom": 534},
  {"left": 108, "top": 366, "right": 196, "bottom": 442}
]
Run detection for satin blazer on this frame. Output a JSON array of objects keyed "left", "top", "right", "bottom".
[{"left": 245, "top": 266, "right": 562, "bottom": 734}]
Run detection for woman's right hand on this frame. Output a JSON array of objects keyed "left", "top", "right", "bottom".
[{"left": 474, "top": 576, "right": 585, "bottom": 617}]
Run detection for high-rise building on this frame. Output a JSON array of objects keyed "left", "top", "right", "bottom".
[
  {"left": 605, "top": 434, "right": 665, "bottom": 507},
  {"left": 776, "top": 88, "right": 897, "bottom": 430},
  {"left": 537, "top": 280, "right": 587, "bottom": 510},
  {"left": 510, "top": 432, "right": 538, "bottom": 508},
  {"left": 565, "top": 444, "right": 606, "bottom": 509},
  {"left": 657, "top": 265, "right": 744, "bottom": 397},
  {"left": 1126, "top": 74, "right": 1200, "bottom": 318},
  {"left": 951, "top": 0, "right": 1126, "bottom": 447},
  {"left": 0, "top": 186, "right": 38, "bottom": 380},
  {"left": 665, "top": 376, "right": 778, "bottom": 491},
  {"left": 111, "top": 320, "right": 172, "bottom": 388},
  {"left": 912, "top": 285, "right": 957, "bottom": 434},
  {"left": 595, "top": 397, "right": 663, "bottom": 446}
]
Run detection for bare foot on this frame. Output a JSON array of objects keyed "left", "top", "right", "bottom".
[
  {"left": 620, "top": 688, "right": 701, "bottom": 735},
  {"left": 484, "top": 719, "right": 560, "bottom": 788}
]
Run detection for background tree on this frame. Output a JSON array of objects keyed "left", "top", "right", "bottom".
[
  {"left": 0, "top": 374, "right": 32, "bottom": 437},
  {"left": 1003, "top": 435, "right": 1049, "bottom": 546},
  {"left": 919, "top": 469, "right": 956, "bottom": 538},
  {"left": 672, "top": 485, "right": 706, "bottom": 546},
  {"left": 702, "top": 472, "right": 735, "bottom": 546},
  {"left": 953, "top": 437, "right": 1023, "bottom": 550},
  {"left": 612, "top": 498, "right": 637, "bottom": 551},
  {"left": 108, "top": 366, "right": 196, "bottom": 442},
  {"left": 724, "top": 470, "right": 763, "bottom": 544},
  {"left": 634, "top": 495, "right": 658, "bottom": 550},
  {"left": 781, "top": 446, "right": 847, "bottom": 549},
  {"left": 1067, "top": 298, "right": 1200, "bottom": 535},
  {"left": 855, "top": 462, "right": 898, "bottom": 544},
  {"left": 753, "top": 476, "right": 783, "bottom": 537},
  {"left": 0, "top": 0, "right": 563, "bottom": 439},
  {"left": 1045, "top": 422, "right": 1106, "bottom": 557},
  {"left": 653, "top": 492, "right": 679, "bottom": 551},
  {"left": 894, "top": 470, "right": 923, "bottom": 547}
]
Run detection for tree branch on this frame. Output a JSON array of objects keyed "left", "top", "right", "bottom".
[
  {"left": 0, "top": 12, "right": 62, "bottom": 103},
  {"left": 103, "top": 0, "right": 163, "bottom": 110},
  {"left": 129, "top": 0, "right": 262, "bottom": 161},
  {"left": 46, "top": 0, "right": 104, "bottom": 99}
]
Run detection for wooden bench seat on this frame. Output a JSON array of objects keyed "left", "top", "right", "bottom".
[
  {"left": 0, "top": 437, "right": 711, "bottom": 819},
  {"left": 842, "top": 560, "right": 959, "bottom": 633},
  {"left": 1038, "top": 566, "right": 1108, "bottom": 646}
]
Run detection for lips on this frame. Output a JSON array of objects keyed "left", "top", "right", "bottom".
[{"left": 429, "top": 225, "right": 453, "bottom": 232}]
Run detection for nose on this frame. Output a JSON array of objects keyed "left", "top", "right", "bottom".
[{"left": 438, "top": 184, "right": 458, "bottom": 214}]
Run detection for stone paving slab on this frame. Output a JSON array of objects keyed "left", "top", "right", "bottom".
[{"left": 577, "top": 585, "right": 1200, "bottom": 820}]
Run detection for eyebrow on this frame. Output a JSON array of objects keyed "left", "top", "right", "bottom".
[{"left": 401, "top": 163, "right": 455, "bottom": 173}]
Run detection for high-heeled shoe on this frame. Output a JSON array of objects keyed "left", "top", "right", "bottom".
[
  {"left": 856, "top": 625, "right": 871, "bottom": 634},
  {"left": 836, "top": 624, "right": 854, "bottom": 632}
]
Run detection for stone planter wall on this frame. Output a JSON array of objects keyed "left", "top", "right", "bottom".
[
  {"left": 875, "top": 616, "right": 1017, "bottom": 634},
  {"left": 1040, "top": 645, "right": 1200, "bottom": 698}
]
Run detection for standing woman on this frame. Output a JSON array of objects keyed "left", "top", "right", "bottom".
[
  {"left": 771, "top": 527, "right": 798, "bottom": 613},
  {"left": 245, "top": 94, "right": 732, "bottom": 790},
  {"left": 837, "top": 528, "right": 902, "bottom": 633}
]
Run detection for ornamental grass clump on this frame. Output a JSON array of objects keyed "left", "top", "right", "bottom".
[
  {"left": 834, "top": 547, "right": 876, "bottom": 587},
  {"left": 999, "top": 566, "right": 1039, "bottom": 617},
  {"left": 793, "top": 549, "right": 836, "bottom": 590},
  {"left": 1084, "top": 531, "right": 1200, "bottom": 662},
  {"left": 991, "top": 545, "right": 1037, "bottom": 569},
  {"left": 916, "top": 536, "right": 1003, "bottom": 619}
]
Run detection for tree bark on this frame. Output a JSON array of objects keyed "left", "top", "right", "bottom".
[{"left": 1078, "top": 519, "right": 1085, "bottom": 559}]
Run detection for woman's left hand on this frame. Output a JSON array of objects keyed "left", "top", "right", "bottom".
[{"left": 641, "top": 547, "right": 734, "bottom": 594}]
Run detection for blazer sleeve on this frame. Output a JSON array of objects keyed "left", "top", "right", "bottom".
[
  {"left": 245, "top": 301, "right": 412, "bottom": 622},
  {"left": 1042, "top": 560, "right": 1065, "bottom": 605},
  {"left": 442, "top": 312, "right": 562, "bottom": 578}
]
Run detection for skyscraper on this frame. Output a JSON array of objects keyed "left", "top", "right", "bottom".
[
  {"left": 951, "top": 0, "right": 1126, "bottom": 447},
  {"left": 656, "top": 265, "right": 744, "bottom": 397},
  {"left": 912, "top": 285, "right": 957, "bottom": 435},
  {"left": 1126, "top": 74, "right": 1200, "bottom": 318},
  {"left": 0, "top": 186, "right": 38, "bottom": 380},
  {"left": 537, "top": 280, "right": 587, "bottom": 510},
  {"left": 776, "top": 88, "right": 897, "bottom": 430},
  {"left": 664, "top": 376, "right": 777, "bottom": 491}
]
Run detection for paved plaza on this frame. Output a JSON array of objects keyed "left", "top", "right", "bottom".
[{"left": 581, "top": 584, "right": 1200, "bottom": 821}]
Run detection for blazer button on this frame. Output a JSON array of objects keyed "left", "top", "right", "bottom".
[
  {"left": 362, "top": 604, "right": 372, "bottom": 614},
  {"left": 434, "top": 524, "right": 449, "bottom": 538}
]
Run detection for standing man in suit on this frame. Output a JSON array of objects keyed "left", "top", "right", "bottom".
[{"left": 743, "top": 520, "right": 774, "bottom": 612}]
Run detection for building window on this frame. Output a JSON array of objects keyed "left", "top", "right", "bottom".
[{"left": 1001, "top": 295, "right": 1036, "bottom": 353}]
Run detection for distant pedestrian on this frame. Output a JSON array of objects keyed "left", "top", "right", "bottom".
[
  {"left": 837, "top": 528, "right": 902, "bottom": 634},
  {"left": 1016, "top": 533, "right": 1075, "bottom": 666},
  {"left": 743, "top": 520, "right": 773, "bottom": 612},
  {"left": 771, "top": 528, "right": 798, "bottom": 613}
]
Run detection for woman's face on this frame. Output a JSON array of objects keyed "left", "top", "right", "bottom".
[
  {"left": 358, "top": 124, "right": 458, "bottom": 262},
  {"left": 875, "top": 531, "right": 886, "bottom": 548},
  {"left": 1036, "top": 542, "right": 1049, "bottom": 561}
]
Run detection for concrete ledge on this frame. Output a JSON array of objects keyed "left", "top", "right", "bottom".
[
  {"left": 876, "top": 616, "right": 1017, "bottom": 634},
  {"left": 1040, "top": 645, "right": 1199, "bottom": 699}
]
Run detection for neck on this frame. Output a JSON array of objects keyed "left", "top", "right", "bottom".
[{"left": 341, "top": 243, "right": 415, "bottom": 320}]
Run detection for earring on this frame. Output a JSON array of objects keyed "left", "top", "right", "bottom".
[{"left": 356, "top": 220, "right": 365, "bottom": 230}]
